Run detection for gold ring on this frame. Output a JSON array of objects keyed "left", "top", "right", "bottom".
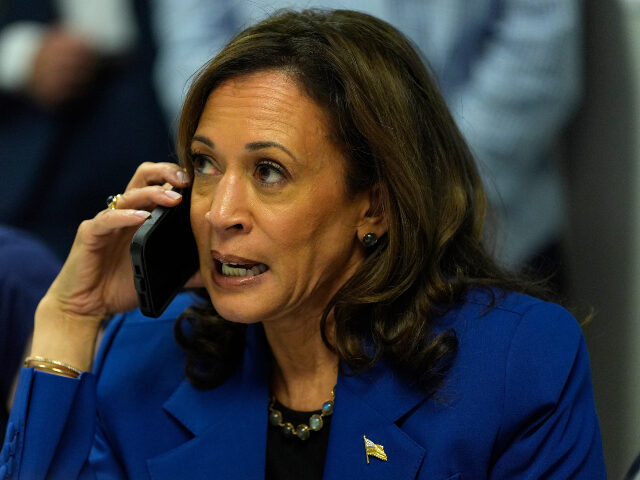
[{"left": 106, "top": 193, "right": 123, "bottom": 210}]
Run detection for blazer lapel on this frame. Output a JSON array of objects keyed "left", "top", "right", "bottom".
[
  {"left": 146, "top": 325, "right": 270, "bottom": 480},
  {"left": 323, "top": 364, "right": 428, "bottom": 480},
  {"left": 146, "top": 325, "right": 428, "bottom": 480}
]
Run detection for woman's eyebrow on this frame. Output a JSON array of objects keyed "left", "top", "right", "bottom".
[
  {"left": 246, "top": 141, "right": 299, "bottom": 164},
  {"left": 192, "top": 135, "right": 214, "bottom": 148},
  {"left": 191, "top": 137, "right": 299, "bottom": 164}
]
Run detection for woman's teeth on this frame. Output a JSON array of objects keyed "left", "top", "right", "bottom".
[{"left": 221, "top": 262, "right": 268, "bottom": 277}]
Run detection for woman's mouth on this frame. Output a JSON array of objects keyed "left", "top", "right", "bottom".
[
  {"left": 211, "top": 251, "right": 270, "bottom": 282},
  {"left": 219, "top": 261, "right": 269, "bottom": 277}
]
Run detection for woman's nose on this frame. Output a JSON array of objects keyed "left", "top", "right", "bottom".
[{"left": 205, "top": 175, "right": 251, "bottom": 233}]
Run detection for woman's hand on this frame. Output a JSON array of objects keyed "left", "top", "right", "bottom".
[{"left": 31, "top": 162, "right": 190, "bottom": 370}]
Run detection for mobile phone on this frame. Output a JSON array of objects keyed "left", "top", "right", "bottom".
[{"left": 130, "top": 188, "right": 200, "bottom": 317}]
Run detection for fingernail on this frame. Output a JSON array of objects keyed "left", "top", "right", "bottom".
[
  {"left": 164, "top": 190, "right": 182, "bottom": 199},
  {"left": 176, "top": 171, "right": 189, "bottom": 183},
  {"left": 134, "top": 210, "right": 151, "bottom": 219}
]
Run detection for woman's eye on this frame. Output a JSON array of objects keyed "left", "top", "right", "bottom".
[
  {"left": 255, "top": 161, "right": 286, "bottom": 185},
  {"left": 192, "top": 154, "right": 218, "bottom": 175}
]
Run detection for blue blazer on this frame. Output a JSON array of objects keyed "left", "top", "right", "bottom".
[{"left": 1, "top": 290, "right": 606, "bottom": 479}]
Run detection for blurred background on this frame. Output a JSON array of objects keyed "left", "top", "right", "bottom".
[
  {"left": 565, "top": 1, "right": 640, "bottom": 478},
  {"left": 1, "top": 0, "right": 639, "bottom": 477}
]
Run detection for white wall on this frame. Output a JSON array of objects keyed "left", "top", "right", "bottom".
[{"left": 565, "top": 1, "right": 640, "bottom": 477}]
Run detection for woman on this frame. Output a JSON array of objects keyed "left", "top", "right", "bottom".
[{"left": 2, "top": 9, "right": 604, "bottom": 479}]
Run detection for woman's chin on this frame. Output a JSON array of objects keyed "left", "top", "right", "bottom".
[
  {"left": 206, "top": 287, "right": 273, "bottom": 325},
  {"left": 212, "top": 306, "right": 268, "bottom": 325}
]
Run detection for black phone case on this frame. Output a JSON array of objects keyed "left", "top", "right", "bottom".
[{"left": 130, "top": 189, "right": 199, "bottom": 317}]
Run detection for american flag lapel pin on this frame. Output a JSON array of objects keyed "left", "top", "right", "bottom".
[{"left": 363, "top": 435, "right": 388, "bottom": 464}]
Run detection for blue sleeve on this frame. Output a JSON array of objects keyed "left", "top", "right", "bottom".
[
  {"left": 0, "top": 368, "right": 96, "bottom": 479},
  {"left": 0, "top": 368, "right": 129, "bottom": 480},
  {"left": 490, "top": 303, "right": 606, "bottom": 478},
  {"left": 0, "top": 307, "right": 131, "bottom": 480}
]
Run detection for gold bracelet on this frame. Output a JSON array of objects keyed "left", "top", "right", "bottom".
[{"left": 24, "top": 356, "right": 83, "bottom": 378}]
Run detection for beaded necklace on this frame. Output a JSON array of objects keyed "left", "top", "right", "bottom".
[{"left": 268, "top": 388, "right": 335, "bottom": 440}]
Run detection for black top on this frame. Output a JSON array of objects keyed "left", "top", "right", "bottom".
[{"left": 265, "top": 401, "right": 332, "bottom": 480}]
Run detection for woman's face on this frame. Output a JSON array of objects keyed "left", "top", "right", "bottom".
[{"left": 190, "top": 70, "right": 371, "bottom": 326}]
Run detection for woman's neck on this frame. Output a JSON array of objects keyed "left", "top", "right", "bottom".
[{"left": 263, "top": 315, "right": 338, "bottom": 411}]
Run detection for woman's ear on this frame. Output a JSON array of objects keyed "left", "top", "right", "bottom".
[{"left": 357, "top": 184, "right": 388, "bottom": 245}]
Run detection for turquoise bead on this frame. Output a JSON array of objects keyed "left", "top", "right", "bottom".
[
  {"left": 296, "top": 424, "right": 310, "bottom": 440},
  {"left": 269, "top": 409, "right": 282, "bottom": 426},
  {"left": 309, "top": 414, "right": 323, "bottom": 431},
  {"left": 322, "top": 400, "right": 334, "bottom": 416}
]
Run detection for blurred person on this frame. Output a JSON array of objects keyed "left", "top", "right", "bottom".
[
  {"left": 0, "top": 0, "right": 172, "bottom": 258},
  {"left": 1, "top": 10, "right": 603, "bottom": 479},
  {"left": 154, "top": 0, "right": 580, "bottom": 292},
  {"left": 0, "top": 226, "right": 60, "bottom": 443}
]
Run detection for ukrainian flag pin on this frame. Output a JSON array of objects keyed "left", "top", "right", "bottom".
[{"left": 363, "top": 435, "right": 388, "bottom": 464}]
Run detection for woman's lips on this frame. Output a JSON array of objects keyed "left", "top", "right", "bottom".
[{"left": 211, "top": 251, "right": 264, "bottom": 265}]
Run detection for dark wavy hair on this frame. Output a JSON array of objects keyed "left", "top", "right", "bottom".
[{"left": 174, "top": 9, "right": 544, "bottom": 393}]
